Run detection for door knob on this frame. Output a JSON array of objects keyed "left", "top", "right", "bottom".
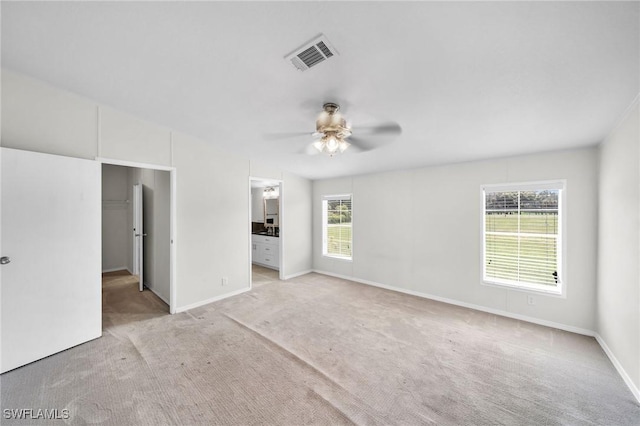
[{"left": 0, "top": 256, "right": 10, "bottom": 265}]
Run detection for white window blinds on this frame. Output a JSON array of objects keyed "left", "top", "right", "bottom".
[
  {"left": 482, "top": 181, "right": 564, "bottom": 293},
  {"left": 322, "top": 195, "right": 352, "bottom": 259}
]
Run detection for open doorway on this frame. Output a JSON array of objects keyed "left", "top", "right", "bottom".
[
  {"left": 101, "top": 161, "right": 175, "bottom": 322},
  {"left": 249, "top": 178, "right": 283, "bottom": 287}
]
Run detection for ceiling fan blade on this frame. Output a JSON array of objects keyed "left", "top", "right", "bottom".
[
  {"left": 351, "top": 122, "right": 402, "bottom": 136},
  {"left": 302, "top": 143, "right": 321, "bottom": 155},
  {"left": 347, "top": 136, "right": 378, "bottom": 152},
  {"left": 263, "top": 131, "right": 313, "bottom": 141}
]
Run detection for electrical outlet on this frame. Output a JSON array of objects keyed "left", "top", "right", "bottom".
[
  {"left": 527, "top": 295, "right": 535, "bottom": 306},
  {"left": 222, "top": 277, "right": 228, "bottom": 286}
]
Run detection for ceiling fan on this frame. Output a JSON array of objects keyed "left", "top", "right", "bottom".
[
  {"left": 312, "top": 102, "right": 353, "bottom": 156},
  {"left": 266, "top": 103, "right": 402, "bottom": 157}
]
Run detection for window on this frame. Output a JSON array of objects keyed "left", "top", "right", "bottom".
[
  {"left": 482, "top": 181, "right": 565, "bottom": 295},
  {"left": 322, "top": 195, "right": 352, "bottom": 260}
]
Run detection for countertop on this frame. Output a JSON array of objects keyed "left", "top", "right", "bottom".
[{"left": 252, "top": 232, "right": 279, "bottom": 238}]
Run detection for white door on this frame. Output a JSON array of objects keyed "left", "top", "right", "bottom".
[
  {"left": 1, "top": 148, "right": 101, "bottom": 373},
  {"left": 132, "top": 183, "right": 144, "bottom": 292}
]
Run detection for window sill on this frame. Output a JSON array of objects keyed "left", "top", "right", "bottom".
[
  {"left": 482, "top": 279, "right": 564, "bottom": 298},
  {"left": 323, "top": 254, "right": 353, "bottom": 262}
]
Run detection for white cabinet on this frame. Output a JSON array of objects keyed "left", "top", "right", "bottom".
[
  {"left": 251, "top": 235, "right": 279, "bottom": 270},
  {"left": 251, "top": 240, "right": 259, "bottom": 260}
]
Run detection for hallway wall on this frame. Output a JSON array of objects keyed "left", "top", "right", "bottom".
[
  {"left": 141, "top": 168, "right": 171, "bottom": 303},
  {"left": 102, "top": 164, "right": 129, "bottom": 272}
]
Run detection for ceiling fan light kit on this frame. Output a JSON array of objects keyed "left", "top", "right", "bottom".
[
  {"left": 314, "top": 103, "right": 352, "bottom": 156},
  {"left": 313, "top": 133, "right": 351, "bottom": 157}
]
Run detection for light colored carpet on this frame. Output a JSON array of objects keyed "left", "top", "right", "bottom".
[
  {"left": 250, "top": 264, "right": 280, "bottom": 288},
  {"left": 1, "top": 268, "right": 638, "bottom": 425},
  {"left": 101, "top": 270, "right": 169, "bottom": 329}
]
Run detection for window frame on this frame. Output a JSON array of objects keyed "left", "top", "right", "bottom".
[
  {"left": 322, "top": 194, "right": 353, "bottom": 261},
  {"left": 480, "top": 180, "right": 566, "bottom": 297}
]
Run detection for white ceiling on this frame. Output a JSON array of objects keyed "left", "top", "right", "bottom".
[{"left": 2, "top": 2, "right": 638, "bottom": 180}]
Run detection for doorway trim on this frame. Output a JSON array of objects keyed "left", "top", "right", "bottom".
[
  {"left": 97, "top": 157, "right": 177, "bottom": 314},
  {"left": 249, "top": 176, "right": 284, "bottom": 288}
]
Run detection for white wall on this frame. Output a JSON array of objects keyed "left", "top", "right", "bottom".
[
  {"left": 172, "top": 131, "right": 250, "bottom": 307},
  {"left": 153, "top": 169, "right": 171, "bottom": 303},
  {"left": 1, "top": 72, "right": 97, "bottom": 159},
  {"left": 126, "top": 167, "right": 141, "bottom": 273},
  {"left": 313, "top": 148, "right": 598, "bottom": 332},
  {"left": 140, "top": 168, "right": 171, "bottom": 304},
  {"left": 142, "top": 169, "right": 155, "bottom": 290},
  {"left": 597, "top": 99, "right": 640, "bottom": 397},
  {"left": 282, "top": 172, "right": 313, "bottom": 278},
  {"left": 1, "top": 69, "right": 313, "bottom": 312},
  {"left": 101, "top": 164, "right": 129, "bottom": 272},
  {"left": 100, "top": 106, "right": 172, "bottom": 166}
]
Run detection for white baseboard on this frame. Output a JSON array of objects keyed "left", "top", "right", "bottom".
[
  {"left": 102, "top": 266, "right": 129, "bottom": 273},
  {"left": 312, "top": 270, "right": 595, "bottom": 337},
  {"left": 282, "top": 269, "right": 313, "bottom": 280},
  {"left": 595, "top": 333, "right": 640, "bottom": 403},
  {"left": 175, "top": 286, "right": 251, "bottom": 313}
]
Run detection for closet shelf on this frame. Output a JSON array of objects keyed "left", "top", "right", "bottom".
[{"left": 102, "top": 199, "right": 130, "bottom": 204}]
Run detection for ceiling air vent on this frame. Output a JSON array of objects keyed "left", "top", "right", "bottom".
[{"left": 285, "top": 34, "right": 339, "bottom": 72}]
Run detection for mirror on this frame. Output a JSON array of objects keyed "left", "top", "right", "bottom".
[{"left": 264, "top": 198, "right": 279, "bottom": 227}]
